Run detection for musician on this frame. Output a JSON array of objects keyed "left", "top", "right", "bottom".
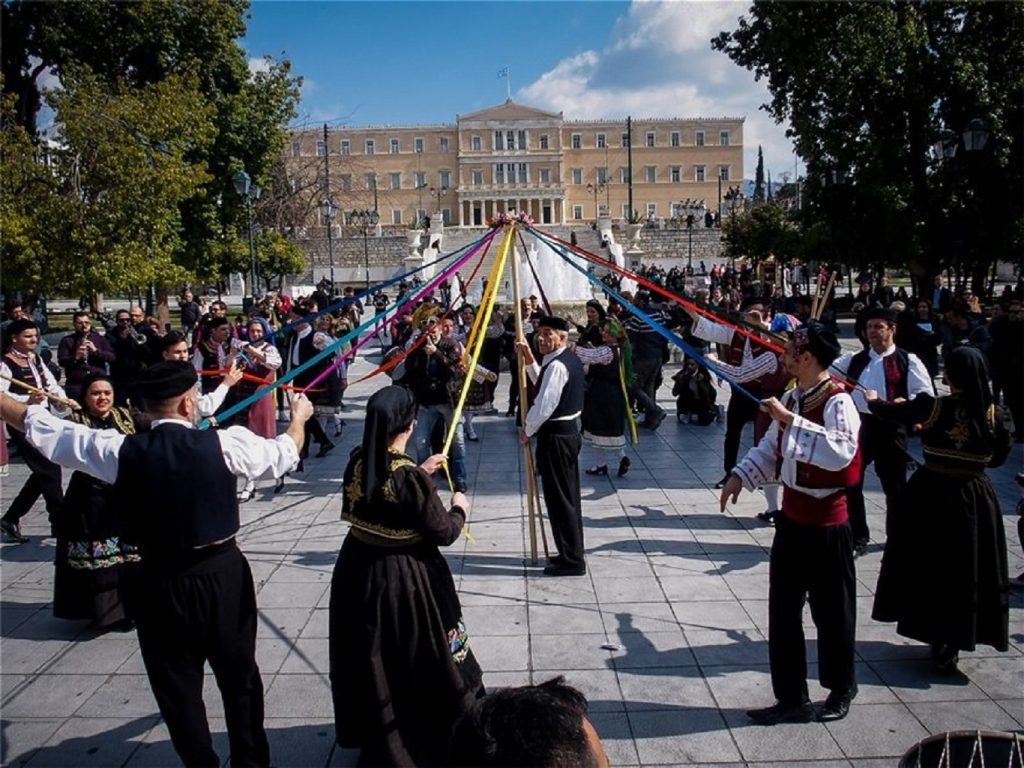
[
  {"left": 57, "top": 311, "right": 115, "bottom": 403},
  {"left": 110, "top": 307, "right": 157, "bottom": 407},
  {"left": 0, "top": 362, "right": 313, "bottom": 766},
  {"left": 0, "top": 318, "right": 74, "bottom": 543}
]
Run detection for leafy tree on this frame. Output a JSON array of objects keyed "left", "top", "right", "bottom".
[
  {"left": 713, "top": 2, "right": 1023, "bottom": 295},
  {"left": 1, "top": 71, "right": 214, "bottom": 297},
  {"left": 753, "top": 145, "right": 765, "bottom": 203},
  {"left": 722, "top": 202, "right": 801, "bottom": 265},
  {"left": 1, "top": 0, "right": 302, "bottom": 298}
]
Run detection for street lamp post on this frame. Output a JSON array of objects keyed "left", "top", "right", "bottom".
[
  {"left": 350, "top": 209, "right": 380, "bottom": 290},
  {"left": 319, "top": 198, "right": 338, "bottom": 294},
  {"left": 933, "top": 117, "right": 990, "bottom": 292},
  {"left": 587, "top": 182, "right": 605, "bottom": 222},
  {"left": 687, "top": 214, "right": 693, "bottom": 270},
  {"left": 232, "top": 170, "right": 261, "bottom": 308},
  {"left": 429, "top": 186, "right": 448, "bottom": 226}
]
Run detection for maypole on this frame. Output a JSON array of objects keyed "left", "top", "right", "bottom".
[{"left": 509, "top": 227, "right": 549, "bottom": 564}]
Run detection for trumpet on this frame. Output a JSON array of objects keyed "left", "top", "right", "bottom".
[{"left": 127, "top": 323, "right": 147, "bottom": 345}]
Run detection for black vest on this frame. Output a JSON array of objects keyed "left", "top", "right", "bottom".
[
  {"left": 114, "top": 425, "right": 238, "bottom": 562},
  {"left": 290, "top": 332, "right": 331, "bottom": 389},
  {"left": 847, "top": 348, "right": 910, "bottom": 400},
  {"left": 540, "top": 348, "right": 585, "bottom": 420},
  {"left": 3, "top": 352, "right": 44, "bottom": 388}
]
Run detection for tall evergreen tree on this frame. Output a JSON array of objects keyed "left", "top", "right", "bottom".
[{"left": 753, "top": 145, "right": 766, "bottom": 202}]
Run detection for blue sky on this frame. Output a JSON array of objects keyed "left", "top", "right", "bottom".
[{"left": 243, "top": 1, "right": 798, "bottom": 181}]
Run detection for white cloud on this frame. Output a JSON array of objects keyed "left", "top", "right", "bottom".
[
  {"left": 518, "top": 0, "right": 794, "bottom": 179},
  {"left": 248, "top": 56, "right": 272, "bottom": 76}
]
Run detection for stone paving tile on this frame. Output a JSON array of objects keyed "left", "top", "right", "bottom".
[
  {"left": 0, "top": 718, "right": 65, "bottom": 766},
  {"left": 2, "top": 673, "right": 109, "bottom": 718},
  {"left": 2, "top": 341, "right": 1022, "bottom": 766},
  {"left": 26, "top": 715, "right": 160, "bottom": 767}
]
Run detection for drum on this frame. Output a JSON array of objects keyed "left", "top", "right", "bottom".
[{"left": 900, "top": 730, "right": 1023, "bottom": 768}]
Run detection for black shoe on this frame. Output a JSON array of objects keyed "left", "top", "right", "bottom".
[
  {"left": 746, "top": 700, "right": 814, "bottom": 726},
  {"left": 585, "top": 465, "right": 609, "bottom": 476},
  {"left": 853, "top": 539, "right": 869, "bottom": 558},
  {"left": 542, "top": 563, "right": 586, "bottom": 577},
  {"left": 714, "top": 474, "right": 731, "bottom": 489},
  {"left": 548, "top": 555, "right": 565, "bottom": 566},
  {"left": 315, "top": 442, "right": 335, "bottom": 459},
  {"left": 817, "top": 687, "right": 857, "bottom": 722},
  {"left": 756, "top": 509, "right": 779, "bottom": 525},
  {"left": 617, "top": 456, "right": 631, "bottom": 477},
  {"left": 505, "top": 409, "right": 515, "bottom": 417},
  {"left": 932, "top": 644, "right": 960, "bottom": 674},
  {"left": 274, "top": 475, "right": 287, "bottom": 494},
  {"left": 645, "top": 408, "right": 667, "bottom": 431},
  {"left": 0, "top": 518, "right": 28, "bottom": 543},
  {"left": 237, "top": 489, "right": 256, "bottom": 503}
]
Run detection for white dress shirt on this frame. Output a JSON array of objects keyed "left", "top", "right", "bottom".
[
  {"left": 22, "top": 405, "right": 300, "bottom": 486},
  {"left": 832, "top": 346, "right": 933, "bottom": 413},
  {"left": 1, "top": 352, "right": 71, "bottom": 417},
  {"left": 690, "top": 316, "right": 778, "bottom": 382},
  {"left": 733, "top": 383, "right": 861, "bottom": 497},
  {"left": 523, "top": 346, "right": 580, "bottom": 437}
]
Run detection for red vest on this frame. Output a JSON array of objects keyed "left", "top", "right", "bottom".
[{"left": 779, "top": 381, "right": 861, "bottom": 527}]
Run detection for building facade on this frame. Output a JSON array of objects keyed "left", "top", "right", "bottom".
[{"left": 287, "top": 100, "right": 742, "bottom": 230}]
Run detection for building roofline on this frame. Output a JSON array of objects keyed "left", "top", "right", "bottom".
[{"left": 563, "top": 116, "right": 746, "bottom": 125}]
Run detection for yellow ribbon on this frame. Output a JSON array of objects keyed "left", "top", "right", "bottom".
[
  {"left": 619, "top": 354, "right": 640, "bottom": 445},
  {"left": 443, "top": 224, "right": 515, "bottom": 540},
  {"left": 461, "top": 237, "right": 509, "bottom": 366}
]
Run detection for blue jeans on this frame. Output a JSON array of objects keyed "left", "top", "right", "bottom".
[{"left": 411, "top": 403, "right": 467, "bottom": 490}]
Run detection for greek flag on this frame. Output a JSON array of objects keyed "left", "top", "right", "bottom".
[{"left": 497, "top": 67, "right": 509, "bottom": 79}]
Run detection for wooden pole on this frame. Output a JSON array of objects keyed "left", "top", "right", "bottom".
[
  {"left": 509, "top": 229, "right": 545, "bottom": 563},
  {"left": 0, "top": 374, "right": 79, "bottom": 411},
  {"left": 814, "top": 271, "right": 838, "bottom": 320}
]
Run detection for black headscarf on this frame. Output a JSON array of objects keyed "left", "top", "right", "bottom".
[
  {"left": 943, "top": 345, "right": 992, "bottom": 431},
  {"left": 361, "top": 385, "right": 417, "bottom": 498}
]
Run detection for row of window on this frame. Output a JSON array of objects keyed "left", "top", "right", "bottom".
[
  {"left": 570, "top": 165, "right": 730, "bottom": 183},
  {"left": 323, "top": 162, "right": 729, "bottom": 193},
  {"left": 570, "top": 203, "right": 691, "bottom": 220},
  {"left": 298, "top": 128, "right": 732, "bottom": 158}
]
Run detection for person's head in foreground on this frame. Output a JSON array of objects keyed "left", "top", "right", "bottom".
[{"left": 449, "top": 676, "right": 608, "bottom": 768}]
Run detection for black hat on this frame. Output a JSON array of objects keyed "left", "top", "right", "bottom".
[
  {"left": 138, "top": 361, "right": 198, "bottom": 402},
  {"left": 740, "top": 296, "right": 766, "bottom": 311},
  {"left": 793, "top": 321, "right": 842, "bottom": 367},
  {"left": 863, "top": 307, "right": 899, "bottom": 325},
  {"left": 5, "top": 318, "right": 36, "bottom": 336},
  {"left": 289, "top": 306, "right": 311, "bottom": 318},
  {"left": 208, "top": 316, "right": 229, "bottom": 329},
  {"left": 535, "top": 315, "right": 570, "bottom": 332}
]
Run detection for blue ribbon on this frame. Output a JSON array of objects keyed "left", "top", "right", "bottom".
[
  {"left": 269, "top": 232, "right": 492, "bottom": 340},
  {"left": 200, "top": 234, "right": 491, "bottom": 429},
  {"left": 527, "top": 226, "right": 764, "bottom": 406}
]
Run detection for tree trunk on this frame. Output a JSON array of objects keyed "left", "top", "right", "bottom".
[
  {"left": 156, "top": 286, "right": 171, "bottom": 332},
  {"left": 91, "top": 292, "right": 105, "bottom": 314}
]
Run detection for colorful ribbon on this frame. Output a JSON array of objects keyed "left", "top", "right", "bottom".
[{"left": 528, "top": 228, "right": 764, "bottom": 405}]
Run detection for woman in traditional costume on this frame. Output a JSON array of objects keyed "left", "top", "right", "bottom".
[
  {"left": 329, "top": 385, "right": 483, "bottom": 766},
  {"left": 575, "top": 300, "right": 607, "bottom": 348},
  {"left": 575, "top": 318, "right": 634, "bottom": 477},
  {"left": 56, "top": 374, "right": 146, "bottom": 629},
  {"left": 235, "top": 317, "right": 283, "bottom": 502},
  {"left": 867, "top": 346, "right": 1012, "bottom": 672}
]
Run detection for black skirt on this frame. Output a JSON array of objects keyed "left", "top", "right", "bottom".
[
  {"left": 871, "top": 467, "right": 1009, "bottom": 652},
  {"left": 329, "top": 534, "right": 484, "bottom": 766},
  {"left": 53, "top": 472, "right": 139, "bottom": 627}
]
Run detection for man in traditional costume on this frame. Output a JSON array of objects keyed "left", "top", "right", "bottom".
[
  {"left": 517, "top": 316, "right": 586, "bottom": 576},
  {"left": 0, "top": 318, "right": 72, "bottom": 543},
  {"left": 832, "top": 307, "right": 933, "bottom": 555},
  {"left": 720, "top": 321, "right": 861, "bottom": 724},
  {"left": 0, "top": 361, "right": 313, "bottom": 766}
]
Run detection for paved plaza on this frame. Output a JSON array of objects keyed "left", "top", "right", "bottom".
[{"left": 1, "top": 337, "right": 1022, "bottom": 767}]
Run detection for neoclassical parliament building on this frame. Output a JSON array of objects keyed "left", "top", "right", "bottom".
[{"left": 287, "top": 100, "right": 743, "bottom": 230}]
